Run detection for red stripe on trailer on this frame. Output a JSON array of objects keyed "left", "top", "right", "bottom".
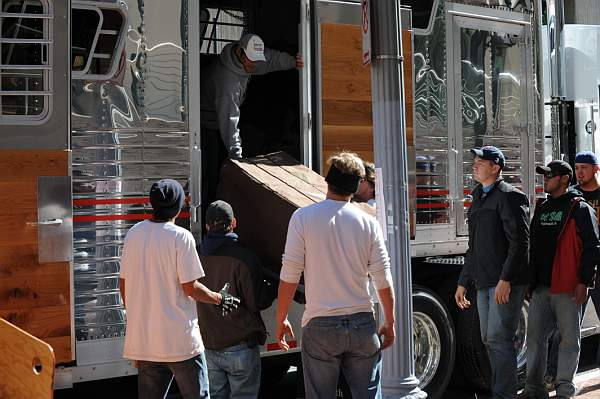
[
  {"left": 73, "top": 212, "right": 191, "bottom": 222},
  {"left": 416, "top": 189, "right": 450, "bottom": 196},
  {"left": 416, "top": 203, "right": 449, "bottom": 209},
  {"left": 73, "top": 197, "right": 150, "bottom": 206},
  {"left": 266, "top": 340, "right": 298, "bottom": 351}
]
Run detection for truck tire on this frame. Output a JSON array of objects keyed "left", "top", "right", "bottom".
[
  {"left": 454, "top": 291, "right": 529, "bottom": 391},
  {"left": 412, "top": 286, "right": 456, "bottom": 399}
]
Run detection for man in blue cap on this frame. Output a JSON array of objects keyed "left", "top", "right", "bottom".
[
  {"left": 119, "top": 179, "right": 240, "bottom": 399},
  {"left": 455, "top": 146, "right": 530, "bottom": 399}
]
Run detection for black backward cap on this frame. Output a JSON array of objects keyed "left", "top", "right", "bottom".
[{"left": 149, "top": 179, "right": 185, "bottom": 219}]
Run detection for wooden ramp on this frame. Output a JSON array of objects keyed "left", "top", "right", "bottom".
[{"left": 0, "top": 317, "right": 55, "bottom": 399}]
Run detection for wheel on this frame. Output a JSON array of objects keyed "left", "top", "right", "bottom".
[
  {"left": 412, "top": 285, "right": 456, "bottom": 399},
  {"left": 454, "top": 290, "right": 529, "bottom": 391}
]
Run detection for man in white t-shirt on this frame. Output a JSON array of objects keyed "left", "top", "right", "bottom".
[
  {"left": 276, "top": 152, "right": 396, "bottom": 398},
  {"left": 119, "top": 179, "right": 240, "bottom": 399}
]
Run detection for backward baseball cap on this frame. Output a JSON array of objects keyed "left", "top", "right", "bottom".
[
  {"left": 470, "top": 146, "right": 505, "bottom": 169},
  {"left": 239, "top": 34, "right": 266, "bottom": 62},
  {"left": 206, "top": 200, "right": 234, "bottom": 226}
]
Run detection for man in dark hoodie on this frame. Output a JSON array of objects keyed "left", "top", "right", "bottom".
[
  {"left": 455, "top": 146, "right": 530, "bottom": 399},
  {"left": 196, "top": 200, "right": 274, "bottom": 399},
  {"left": 520, "top": 160, "right": 599, "bottom": 399}
]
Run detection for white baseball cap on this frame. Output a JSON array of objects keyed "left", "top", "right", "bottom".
[{"left": 239, "top": 34, "right": 266, "bottom": 62}]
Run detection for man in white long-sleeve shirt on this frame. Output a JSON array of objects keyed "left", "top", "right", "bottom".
[{"left": 276, "top": 152, "right": 396, "bottom": 399}]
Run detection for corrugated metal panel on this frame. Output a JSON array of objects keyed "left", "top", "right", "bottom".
[{"left": 71, "top": 0, "right": 190, "bottom": 342}]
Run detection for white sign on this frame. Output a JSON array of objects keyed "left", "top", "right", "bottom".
[
  {"left": 362, "top": 0, "right": 371, "bottom": 65},
  {"left": 374, "top": 167, "right": 387, "bottom": 241}
]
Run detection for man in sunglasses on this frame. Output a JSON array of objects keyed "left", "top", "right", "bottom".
[
  {"left": 455, "top": 146, "right": 530, "bottom": 399},
  {"left": 521, "top": 160, "right": 599, "bottom": 399}
]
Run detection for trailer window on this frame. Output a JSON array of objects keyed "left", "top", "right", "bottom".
[
  {"left": 71, "top": 3, "right": 127, "bottom": 80},
  {"left": 0, "top": 0, "right": 52, "bottom": 123},
  {"left": 200, "top": 8, "right": 247, "bottom": 54}
]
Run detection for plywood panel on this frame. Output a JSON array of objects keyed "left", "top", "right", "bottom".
[
  {"left": 0, "top": 149, "right": 68, "bottom": 179},
  {"left": 321, "top": 24, "right": 371, "bottom": 102},
  {"left": 0, "top": 305, "right": 70, "bottom": 338},
  {"left": 0, "top": 149, "right": 72, "bottom": 363},
  {"left": 0, "top": 248, "right": 66, "bottom": 277},
  {"left": 0, "top": 271, "right": 70, "bottom": 310},
  {"left": 0, "top": 318, "right": 55, "bottom": 399},
  {"left": 320, "top": 23, "right": 414, "bottom": 164}
]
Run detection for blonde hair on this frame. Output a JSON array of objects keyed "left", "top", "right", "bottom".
[{"left": 327, "top": 152, "right": 366, "bottom": 178}]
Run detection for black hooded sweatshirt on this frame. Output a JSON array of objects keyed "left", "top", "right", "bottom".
[
  {"left": 196, "top": 232, "right": 275, "bottom": 350},
  {"left": 529, "top": 188, "right": 599, "bottom": 288}
]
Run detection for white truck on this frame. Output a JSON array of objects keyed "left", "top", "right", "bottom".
[{"left": 3, "top": 0, "right": 585, "bottom": 398}]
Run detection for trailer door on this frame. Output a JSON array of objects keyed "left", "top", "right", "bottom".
[
  {"left": 446, "top": 4, "right": 535, "bottom": 236},
  {"left": 0, "top": 0, "right": 72, "bottom": 363}
]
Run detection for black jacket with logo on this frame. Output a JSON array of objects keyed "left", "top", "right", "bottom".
[
  {"left": 529, "top": 188, "right": 599, "bottom": 289},
  {"left": 196, "top": 233, "right": 275, "bottom": 350},
  {"left": 458, "top": 179, "right": 530, "bottom": 289}
]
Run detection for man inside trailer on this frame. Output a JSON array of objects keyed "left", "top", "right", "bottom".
[{"left": 200, "top": 34, "right": 303, "bottom": 208}]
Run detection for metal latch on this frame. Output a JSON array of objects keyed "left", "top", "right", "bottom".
[{"left": 28, "top": 218, "right": 63, "bottom": 227}]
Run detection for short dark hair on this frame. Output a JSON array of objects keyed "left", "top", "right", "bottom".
[{"left": 328, "top": 183, "right": 355, "bottom": 197}]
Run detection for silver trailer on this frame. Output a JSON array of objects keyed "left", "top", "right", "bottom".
[{"left": 1, "top": 0, "right": 574, "bottom": 398}]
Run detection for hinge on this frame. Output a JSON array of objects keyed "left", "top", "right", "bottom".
[{"left": 306, "top": 2, "right": 310, "bottom": 19}]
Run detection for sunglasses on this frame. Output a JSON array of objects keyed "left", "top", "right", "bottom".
[{"left": 543, "top": 171, "right": 566, "bottom": 179}]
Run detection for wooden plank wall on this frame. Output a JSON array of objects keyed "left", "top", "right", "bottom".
[
  {"left": 320, "top": 23, "right": 414, "bottom": 167},
  {"left": 0, "top": 150, "right": 72, "bottom": 364}
]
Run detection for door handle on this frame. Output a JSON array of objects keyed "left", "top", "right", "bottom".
[{"left": 28, "top": 218, "right": 63, "bottom": 227}]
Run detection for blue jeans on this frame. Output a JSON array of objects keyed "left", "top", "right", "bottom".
[
  {"left": 524, "top": 286, "right": 582, "bottom": 398},
  {"left": 477, "top": 284, "right": 526, "bottom": 399},
  {"left": 137, "top": 353, "right": 210, "bottom": 399},
  {"left": 301, "top": 312, "right": 382, "bottom": 399},
  {"left": 205, "top": 342, "right": 261, "bottom": 399}
]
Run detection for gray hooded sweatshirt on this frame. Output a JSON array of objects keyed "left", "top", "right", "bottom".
[{"left": 200, "top": 42, "right": 297, "bottom": 158}]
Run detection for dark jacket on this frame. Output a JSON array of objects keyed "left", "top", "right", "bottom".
[
  {"left": 196, "top": 232, "right": 275, "bottom": 350},
  {"left": 530, "top": 188, "right": 599, "bottom": 292},
  {"left": 458, "top": 179, "right": 530, "bottom": 289}
]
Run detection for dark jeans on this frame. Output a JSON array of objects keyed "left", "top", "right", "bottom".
[
  {"left": 477, "top": 284, "right": 526, "bottom": 399},
  {"left": 301, "top": 312, "right": 382, "bottom": 399},
  {"left": 137, "top": 353, "right": 210, "bottom": 399}
]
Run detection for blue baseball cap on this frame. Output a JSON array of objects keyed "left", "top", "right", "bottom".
[
  {"left": 470, "top": 146, "right": 505, "bottom": 169},
  {"left": 574, "top": 151, "right": 599, "bottom": 165}
]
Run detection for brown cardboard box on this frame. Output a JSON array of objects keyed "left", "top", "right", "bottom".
[{"left": 216, "top": 152, "right": 374, "bottom": 275}]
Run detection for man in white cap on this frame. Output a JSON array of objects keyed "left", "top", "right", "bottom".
[
  {"left": 200, "top": 34, "right": 303, "bottom": 208},
  {"left": 201, "top": 33, "right": 304, "bottom": 160}
]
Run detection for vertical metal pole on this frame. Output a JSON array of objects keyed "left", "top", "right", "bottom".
[
  {"left": 548, "top": 0, "right": 565, "bottom": 99},
  {"left": 188, "top": 0, "right": 202, "bottom": 242},
  {"left": 370, "top": 0, "right": 426, "bottom": 398}
]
